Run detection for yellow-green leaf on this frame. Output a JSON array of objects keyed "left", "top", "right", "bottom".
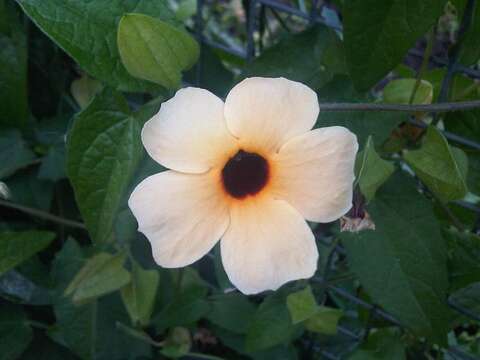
[{"left": 118, "top": 13, "right": 199, "bottom": 89}]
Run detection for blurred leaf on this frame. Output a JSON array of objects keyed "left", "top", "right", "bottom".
[
  {"left": 121, "top": 260, "right": 159, "bottom": 326},
  {"left": 404, "top": 126, "right": 468, "bottom": 202},
  {"left": 304, "top": 306, "right": 343, "bottom": 335},
  {"left": 0, "top": 269, "right": 52, "bottom": 305},
  {"left": 246, "top": 291, "right": 299, "bottom": 352},
  {"left": 317, "top": 75, "right": 404, "bottom": 145},
  {"left": 65, "top": 252, "right": 131, "bottom": 303},
  {"left": 383, "top": 79, "right": 433, "bottom": 105},
  {"left": 0, "top": 230, "right": 54, "bottom": 276},
  {"left": 118, "top": 13, "right": 199, "bottom": 89},
  {"left": 0, "top": 304, "right": 33, "bottom": 360},
  {"left": 20, "top": 333, "right": 76, "bottom": 360},
  {"left": 243, "top": 25, "right": 346, "bottom": 91},
  {"left": 6, "top": 168, "right": 54, "bottom": 211},
  {"left": 16, "top": 0, "right": 175, "bottom": 92},
  {"left": 456, "top": 0, "right": 480, "bottom": 65},
  {"left": 160, "top": 327, "right": 191, "bottom": 358},
  {"left": 0, "top": 130, "right": 35, "bottom": 179},
  {"left": 343, "top": 0, "right": 445, "bottom": 91},
  {"left": 66, "top": 89, "right": 143, "bottom": 244},
  {"left": 0, "top": 2, "right": 28, "bottom": 128},
  {"left": 206, "top": 293, "right": 256, "bottom": 334},
  {"left": 175, "top": 0, "right": 197, "bottom": 21},
  {"left": 445, "top": 229, "right": 480, "bottom": 291},
  {"left": 70, "top": 75, "right": 103, "bottom": 110},
  {"left": 342, "top": 173, "right": 450, "bottom": 346},
  {"left": 355, "top": 136, "right": 395, "bottom": 201},
  {"left": 348, "top": 328, "right": 406, "bottom": 360},
  {"left": 154, "top": 286, "right": 210, "bottom": 330},
  {"left": 449, "top": 282, "right": 480, "bottom": 319},
  {"left": 38, "top": 140, "right": 66, "bottom": 182},
  {"left": 286, "top": 286, "right": 318, "bottom": 324},
  {"left": 445, "top": 109, "right": 480, "bottom": 143}
]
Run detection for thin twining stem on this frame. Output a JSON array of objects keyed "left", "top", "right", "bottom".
[
  {"left": 0, "top": 199, "right": 86, "bottom": 230},
  {"left": 319, "top": 100, "right": 480, "bottom": 113}
]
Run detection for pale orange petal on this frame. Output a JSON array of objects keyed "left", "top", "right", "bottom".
[
  {"left": 128, "top": 170, "right": 229, "bottom": 267},
  {"left": 221, "top": 197, "right": 318, "bottom": 294},
  {"left": 272, "top": 127, "right": 358, "bottom": 223},
  {"left": 142, "top": 87, "right": 237, "bottom": 173}
]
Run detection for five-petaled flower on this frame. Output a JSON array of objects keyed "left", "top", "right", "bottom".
[{"left": 128, "top": 77, "right": 358, "bottom": 294}]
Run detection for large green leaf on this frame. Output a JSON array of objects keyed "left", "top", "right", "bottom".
[
  {"left": 343, "top": 0, "right": 445, "bottom": 91},
  {"left": 0, "top": 231, "right": 55, "bottom": 276},
  {"left": 245, "top": 291, "right": 299, "bottom": 352},
  {"left": 355, "top": 136, "right": 395, "bottom": 201},
  {"left": 341, "top": 173, "right": 450, "bottom": 345},
  {"left": 0, "top": 304, "right": 33, "bottom": 360},
  {"left": 286, "top": 286, "right": 318, "bottom": 324},
  {"left": 243, "top": 25, "right": 346, "bottom": 91},
  {"left": 206, "top": 293, "right": 257, "bottom": 334},
  {"left": 0, "top": 2, "right": 28, "bottom": 128},
  {"left": 0, "top": 130, "right": 35, "bottom": 179},
  {"left": 121, "top": 260, "right": 160, "bottom": 326},
  {"left": 445, "top": 229, "right": 480, "bottom": 291},
  {"left": 348, "top": 328, "right": 406, "bottom": 360},
  {"left": 449, "top": 282, "right": 480, "bottom": 319},
  {"left": 118, "top": 13, "right": 199, "bottom": 90},
  {"left": 404, "top": 126, "right": 468, "bottom": 202},
  {"left": 65, "top": 252, "right": 131, "bottom": 303},
  {"left": 454, "top": 0, "right": 480, "bottom": 65},
  {"left": 317, "top": 75, "right": 404, "bottom": 146},
  {"left": 383, "top": 79, "right": 433, "bottom": 105},
  {"left": 66, "top": 89, "right": 143, "bottom": 244},
  {"left": 16, "top": 0, "right": 175, "bottom": 92}
]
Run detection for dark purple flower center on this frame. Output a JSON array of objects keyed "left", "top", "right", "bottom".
[{"left": 222, "top": 150, "right": 269, "bottom": 199}]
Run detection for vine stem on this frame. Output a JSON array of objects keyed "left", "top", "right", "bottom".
[
  {"left": 319, "top": 100, "right": 480, "bottom": 113},
  {"left": 0, "top": 199, "right": 86, "bottom": 230}
]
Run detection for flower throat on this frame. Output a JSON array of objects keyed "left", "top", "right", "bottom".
[{"left": 221, "top": 150, "right": 269, "bottom": 199}]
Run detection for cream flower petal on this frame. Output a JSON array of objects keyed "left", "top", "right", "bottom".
[
  {"left": 271, "top": 126, "right": 358, "bottom": 223},
  {"left": 224, "top": 77, "right": 319, "bottom": 153},
  {"left": 142, "top": 87, "right": 237, "bottom": 173},
  {"left": 221, "top": 198, "right": 318, "bottom": 295},
  {"left": 128, "top": 170, "right": 229, "bottom": 267}
]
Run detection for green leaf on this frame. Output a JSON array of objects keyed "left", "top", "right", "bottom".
[
  {"left": 0, "top": 130, "right": 35, "bottom": 179},
  {"left": 206, "top": 293, "right": 257, "bottom": 334},
  {"left": 66, "top": 89, "right": 143, "bottom": 244},
  {"left": 348, "top": 328, "right": 406, "bottom": 360},
  {"left": 355, "top": 136, "right": 395, "bottom": 201},
  {"left": 160, "top": 327, "right": 191, "bottom": 358},
  {"left": 341, "top": 173, "right": 450, "bottom": 345},
  {"left": 404, "top": 126, "right": 468, "bottom": 202},
  {"left": 456, "top": 0, "right": 480, "bottom": 65},
  {"left": 383, "top": 79, "right": 433, "bottom": 105},
  {"left": 53, "top": 294, "right": 151, "bottom": 360},
  {"left": 16, "top": 0, "right": 175, "bottom": 92},
  {"left": 121, "top": 261, "right": 160, "bottom": 326},
  {"left": 243, "top": 25, "right": 346, "bottom": 91},
  {"left": 449, "top": 282, "right": 480, "bottom": 319},
  {"left": 118, "top": 13, "right": 199, "bottom": 89},
  {"left": 445, "top": 229, "right": 480, "bottom": 291},
  {"left": 38, "top": 141, "right": 66, "bottom": 182},
  {"left": 343, "top": 0, "right": 445, "bottom": 91},
  {"left": 0, "top": 231, "right": 55, "bottom": 276},
  {"left": 318, "top": 75, "right": 404, "bottom": 145},
  {"left": 70, "top": 75, "right": 103, "bottom": 110},
  {"left": 245, "top": 291, "right": 299, "bottom": 352},
  {"left": 286, "top": 286, "right": 318, "bottom": 324},
  {"left": 304, "top": 306, "right": 343, "bottom": 335},
  {"left": 0, "top": 304, "right": 33, "bottom": 360},
  {"left": 65, "top": 252, "right": 131, "bottom": 303},
  {"left": 0, "top": 2, "right": 28, "bottom": 128}
]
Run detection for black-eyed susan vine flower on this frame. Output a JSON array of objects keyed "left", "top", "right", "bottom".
[{"left": 128, "top": 77, "right": 358, "bottom": 295}]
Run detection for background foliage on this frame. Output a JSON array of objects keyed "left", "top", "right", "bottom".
[{"left": 0, "top": 0, "right": 479, "bottom": 359}]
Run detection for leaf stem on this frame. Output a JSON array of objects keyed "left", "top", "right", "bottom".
[
  {"left": 319, "top": 100, "right": 480, "bottom": 113},
  {"left": 0, "top": 199, "right": 86, "bottom": 230}
]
